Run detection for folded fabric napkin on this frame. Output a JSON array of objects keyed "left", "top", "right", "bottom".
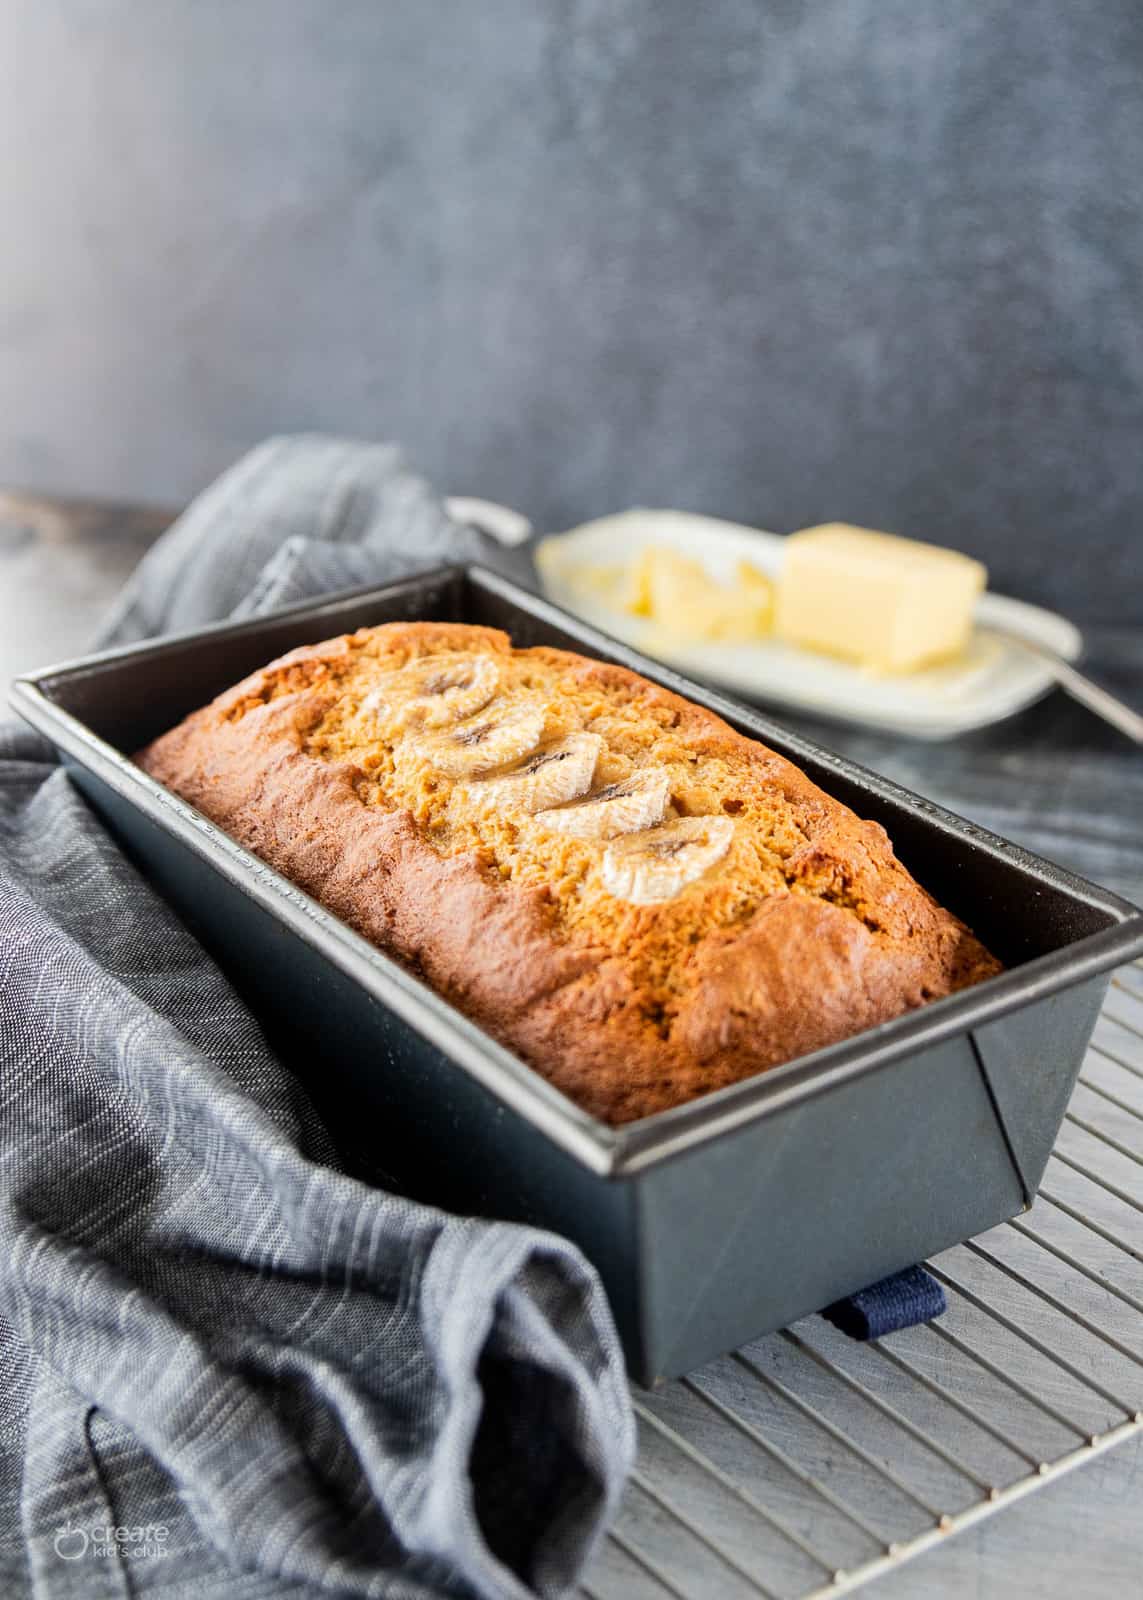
[{"left": 0, "top": 437, "right": 635, "bottom": 1600}]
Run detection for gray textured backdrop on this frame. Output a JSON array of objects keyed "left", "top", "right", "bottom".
[{"left": 0, "top": 1, "right": 1141, "bottom": 621}]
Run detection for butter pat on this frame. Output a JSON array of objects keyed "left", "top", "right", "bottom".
[
  {"left": 775, "top": 524, "right": 986, "bottom": 672},
  {"left": 626, "top": 547, "right": 772, "bottom": 642}
]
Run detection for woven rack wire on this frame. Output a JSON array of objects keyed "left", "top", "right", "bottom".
[{"left": 581, "top": 958, "right": 1143, "bottom": 1600}]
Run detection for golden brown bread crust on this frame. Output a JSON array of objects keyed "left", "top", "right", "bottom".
[{"left": 137, "top": 621, "right": 1002, "bottom": 1124}]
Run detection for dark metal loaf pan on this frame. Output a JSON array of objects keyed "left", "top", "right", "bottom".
[{"left": 12, "top": 566, "right": 1143, "bottom": 1384}]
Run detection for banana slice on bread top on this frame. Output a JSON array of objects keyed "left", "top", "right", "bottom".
[
  {"left": 463, "top": 732, "right": 604, "bottom": 814},
  {"left": 602, "top": 816, "right": 734, "bottom": 904},
  {"left": 536, "top": 768, "right": 670, "bottom": 839},
  {"left": 409, "top": 698, "right": 547, "bottom": 779},
  {"left": 362, "top": 650, "right": 501, "bottom": 730}
]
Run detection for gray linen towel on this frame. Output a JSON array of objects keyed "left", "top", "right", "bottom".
[{"left": 0, "top": 436, "right": 635, "bottom": 1600}]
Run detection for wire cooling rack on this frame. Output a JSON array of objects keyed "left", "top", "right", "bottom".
[{"left": 581, "top": 959, "right": 1143, "bottom": 1600}]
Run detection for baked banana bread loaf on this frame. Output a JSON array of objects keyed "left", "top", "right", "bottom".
[{"left": 138, "top": 621, "right": 1002, "bottom": 1123}]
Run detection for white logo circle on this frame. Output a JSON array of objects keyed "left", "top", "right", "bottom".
[{"left": 53, "top": 1523, "right": 88, "bottom": 1561}]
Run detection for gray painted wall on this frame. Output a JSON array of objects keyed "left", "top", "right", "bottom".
[{"left": 0, "top": 1, "right": 1140, "bottom": 620}]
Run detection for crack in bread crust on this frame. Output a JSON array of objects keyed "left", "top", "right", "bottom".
[{"left": 137, "top": 621, "right": 1002, "bottom": 1124}]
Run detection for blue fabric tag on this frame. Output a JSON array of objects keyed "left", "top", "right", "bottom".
[{"left": 822, "top": 1266, "right": 947, "bottom": 1341}]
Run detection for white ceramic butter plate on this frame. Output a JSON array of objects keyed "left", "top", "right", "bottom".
[{"left": 533, "top": 511, "right": 1083, "bottom": 740}]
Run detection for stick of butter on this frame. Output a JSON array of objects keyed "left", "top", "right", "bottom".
[{"left": 775, "top": 524, "right": 986, "bottom": 672}]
